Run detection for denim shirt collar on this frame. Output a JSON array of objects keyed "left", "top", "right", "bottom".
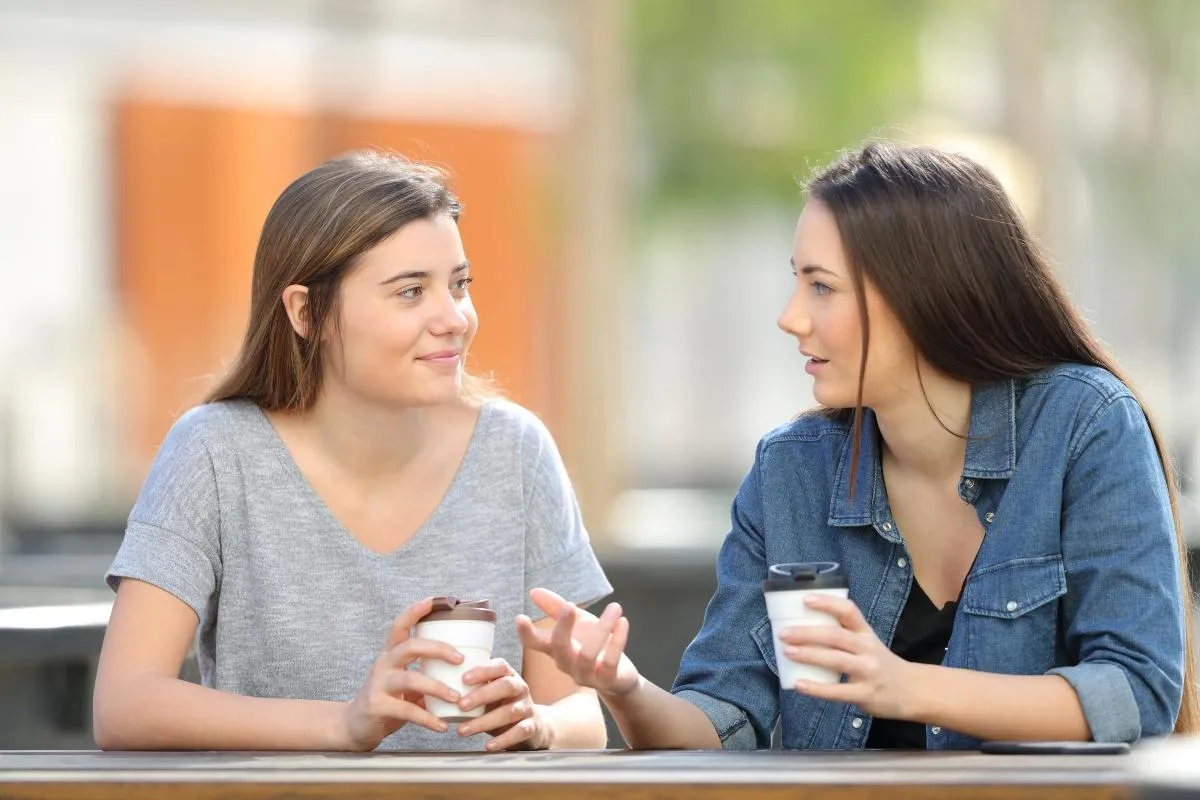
[{"left": 827, "top": 379, "right": 1017, "bottom": 528}]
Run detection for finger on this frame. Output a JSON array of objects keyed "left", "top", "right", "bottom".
[
  {"left": 598, "top": 615, "right": 630, "bottom": 676},
  {"left": 804, "top": 594, "right": 869, "bottom": 632},
  {"left": 369, "top": 691, "right": 450, "bottom": 733},
  {"left": 462, "top": 659, "right": 513, "bottom": 687},
  {"left": 387, "top": 638, "right": 465, "bottom": 669},
  {"left": 516, "top": 614, "right": 554, "bottom": 653},
  {"left": 484, "top": 717, "right": 538, "bottom": 752},
  {"left": 779, "top": 624, "right": 859, "bottom": 652},
  {"left": 577, "top": 603, "right": 621, "bottom": 666},
  {"left": 382, "top": 669, "right": 462, "bottom": 705},
  {"left": 459, "top": 674, "right": 525, "bottom": 713},
  {"left": 529, "top": 588, "right": 572, "bottom": 619},
  {"left": 794, "top": 679, "right": 861, "bottom": 705},
  {"left": 549, "top": 605, "right": 581, "bottom": 666},
  {"left": 783, "top": 645, "right": 860, "bottom": 677},
  {"left": 458, "top": 698, "right": 533, "bottom": 739}
]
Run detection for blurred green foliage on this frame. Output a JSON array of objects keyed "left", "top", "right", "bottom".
[{"left": 631, "top": 0, "right": 931, "bottom": 210}]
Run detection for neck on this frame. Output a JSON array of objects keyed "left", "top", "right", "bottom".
[
  {"left": 300, "top": 381, "right": 434, "bottom": 479},
  {"left": 872, "top": 366, "right": 973, "bottom": 483}
]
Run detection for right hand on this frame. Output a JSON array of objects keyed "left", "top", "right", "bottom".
[
  {"left": 340, "top": 597, "right": 464, "bottom": 751},
  {"left": 516, "top": 588, "right": 641, "bottom": 699}
]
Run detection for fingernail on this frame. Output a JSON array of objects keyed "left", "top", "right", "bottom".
[
  {"left": 486, "top": 741, "right": 498, "bottom": 751},
  {"left": 437, "top": 722, "right": 449, "bottom": 732},
  {"left": 458, "top": 726, "right": 472, "bottom": 736},
  {"left": 448, "top": 690, "right": 460, "bottom": 701}
]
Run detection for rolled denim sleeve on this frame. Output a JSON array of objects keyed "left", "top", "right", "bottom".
[
  {"left": 671, "top": 440, "right": 779, "bottom": 749},
  {"left": 1053, "top": 394, "right": 1186, "bottom": 741}
]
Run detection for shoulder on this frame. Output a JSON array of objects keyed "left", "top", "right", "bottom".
[
  {"left": 756, "top": 407, "right": 852, "bottom": 459},
  {"left": 1020, "top": 363, "right": 1133, "bottom": 406},
  {"left": 155, "top": 400, "right": 259, "bottom": 459},
  {"left": 1015, "top": 364, "right": 1153, "bottom": 465},
  {"left": 1017, "top": 364, "right": 1139, "bottom": 432},
  {"left": 476, "top": 398, "right": 558, "bottom": 452}
]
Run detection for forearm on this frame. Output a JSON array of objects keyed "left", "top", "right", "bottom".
[
  {"left": 906, "top": 663, "right": 1090, "bottom": 741},
  {"left": 602, "top": 677, "right": 722, "bottom": 750},
  {"left": 94, "top": 674, "right": 347, "bottom": 751},
  {"left": 537, "top": 688, "right": 609, "bottom": 749}
]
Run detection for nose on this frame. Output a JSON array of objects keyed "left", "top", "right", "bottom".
[
  {"left": 777, "top": 289, "right": 811, "bottom": 339},
  {"left": 428, "top": 289, "right": 470, "bottom": 337}
]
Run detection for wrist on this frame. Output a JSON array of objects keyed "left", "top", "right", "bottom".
[
  {"left": 324, "top": 701, "right": 355, "bottom": 751},
  {"left": 897, "top": 661, "right": 934, "bottom": 722},
  {"left": 531, "top": 703, "right": 557, "bottom": 750},
  {"left": 599, "top": 673, "right": 644, "bottom": 708}
]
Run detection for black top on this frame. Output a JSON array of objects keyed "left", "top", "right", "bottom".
[{"left": 864, "top": 580, "right": 957, "bottom": 749}]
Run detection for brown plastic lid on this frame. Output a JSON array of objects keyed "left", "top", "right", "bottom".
[{"left": 417, "top": 596, "right": 497, "bottom": 623}]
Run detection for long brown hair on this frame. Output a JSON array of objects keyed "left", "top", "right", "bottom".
[
  {"left": 208, "top": 150, "right": 494, "bottom": 410},
  {"left": 806, "top": 141, "right": 1197, "bottom": 734}
]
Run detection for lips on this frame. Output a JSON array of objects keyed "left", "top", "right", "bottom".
[
  {"left": 418, "top": 350, "right": 461, "bottom": 361},
  {"left": 801, "top": 350, "right": 828, "bottom": 364}
]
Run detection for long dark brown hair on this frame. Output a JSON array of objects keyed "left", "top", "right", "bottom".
[
  {"left": 806, "top": 141, "right": 1197, "bottom": 734},
  {"left": 208, "top": 150, "right": 493, "bottom": 410}
]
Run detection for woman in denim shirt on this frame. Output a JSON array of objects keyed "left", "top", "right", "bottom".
[{"left": 521, "top": 142, "right": 1197, "bottom": 749}]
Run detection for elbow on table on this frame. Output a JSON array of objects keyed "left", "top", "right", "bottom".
[{"left": 92, "top": 680, "right": 150, "bottom": 751}]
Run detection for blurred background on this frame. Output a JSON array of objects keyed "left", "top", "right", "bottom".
[{"left": 1, "top": 0, "right": 1198, "bottom": 748}]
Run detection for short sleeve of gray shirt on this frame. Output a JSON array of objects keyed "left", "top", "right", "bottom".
[{"left": 106, "top": 399, "right": 612, "bottom": 751}]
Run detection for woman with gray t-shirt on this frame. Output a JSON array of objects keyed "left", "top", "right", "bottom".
[{"left": 93, "top": 152, "right": 612, "bottom": 753}]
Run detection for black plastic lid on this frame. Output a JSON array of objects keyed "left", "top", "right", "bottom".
[{"left": 762, "top": 562, "right": 847, "bottom": 592}]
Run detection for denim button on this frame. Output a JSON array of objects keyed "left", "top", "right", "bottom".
[
  {"left": 851, "top": 717, "right": 863, "bottom": 729},
  {"left": 897, "top": 558, "right": 907, "bottom": 568},
  {"left": 881, "top": 522, "right": 893, "bottom": 532},
  {"left": 1006, "top": 600, "right": 1018, "bottom": 612},
  {"left": 985, "top": 512, "right": 995, "bottom": 523},
  {"left": 932, "top": 726, "right": 943, "bottom": 735},
  {"left": 964, "top": 479, "right": 976, "bottom": 489}
]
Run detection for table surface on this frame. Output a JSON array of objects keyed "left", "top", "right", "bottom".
[{"left": 0, "top": 749, "right": 1136, "bottom": 800}]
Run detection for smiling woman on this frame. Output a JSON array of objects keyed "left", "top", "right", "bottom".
[{"left": 91, "top": 151, "right": 612, "bottom": 753}]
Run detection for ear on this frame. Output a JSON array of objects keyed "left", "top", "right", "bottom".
[{"left": 281, "top": 284, "right": 310, "bottom": 339}]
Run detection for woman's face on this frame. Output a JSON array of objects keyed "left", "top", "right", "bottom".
[
  {"left": 312, "top": 213, "right": 479, "bottom": 408},
  {"left": 777, "top": 199, "right": 914, "bottom": 409}
]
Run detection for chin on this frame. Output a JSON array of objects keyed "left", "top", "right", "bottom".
[{"left": 811, "top": 383, "right": 854, "bottom": 409}]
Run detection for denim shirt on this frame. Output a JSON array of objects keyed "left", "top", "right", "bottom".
[{"left": 672, "top": 364, "right": 1186, "bottom": 750}]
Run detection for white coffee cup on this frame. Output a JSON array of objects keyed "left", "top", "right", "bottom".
[
  {"left": 763, "top": 562, "right": 850, "bottom": 689},
  {"left": 413, "top": 597, "right": 497, "bottom": 722}
]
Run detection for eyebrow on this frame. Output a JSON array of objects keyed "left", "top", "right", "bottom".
[
  {"left": 789, "top": 257, "right": 839, "bottom": 278},
  {"left": 380, "top": 261, "right": 470, "bottom": 285}
]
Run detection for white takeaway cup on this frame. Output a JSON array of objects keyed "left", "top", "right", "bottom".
[
  {"left": 413, "top": 598, "right": 497, "bottom": 722},
  {"left": 763, "top": 562, "right": 851, "bottom": 689}
]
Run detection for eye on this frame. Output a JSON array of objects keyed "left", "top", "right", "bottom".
[
  {"left": 811, "top": 281, "right": 832, "bottom": 296},
  {"left": 452, "top": 276, "right": 474, "bottom": 294},
  {"left": 397, "top": 285, "right": 424, "bottom": 299}
]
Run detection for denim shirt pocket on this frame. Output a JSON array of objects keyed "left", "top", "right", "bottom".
[{"left": 960, "top": 555, "right": 1066, "bottom": 675}]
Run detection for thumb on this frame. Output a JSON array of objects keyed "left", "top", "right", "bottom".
[{"left": 384, "top": 597, "right": 434, "bottom": 651}]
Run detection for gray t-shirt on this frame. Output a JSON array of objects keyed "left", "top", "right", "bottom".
[{"left": 106, "top": 398, "right": 612, "bottom": 751}]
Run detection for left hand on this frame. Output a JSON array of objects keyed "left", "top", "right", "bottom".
[
  {"left": 777, "top": 594, "right": 917, "bottom": 721},
  {"left": 455, "top": 659, "right": 550, "bottom": 751}
]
